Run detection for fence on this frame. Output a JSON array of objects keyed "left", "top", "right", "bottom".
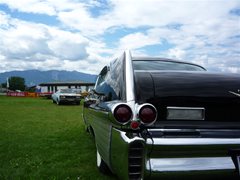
[{"left": 6, "top": 92, "right": 52, "bottom": 97}]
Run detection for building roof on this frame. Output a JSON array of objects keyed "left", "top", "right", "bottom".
[{"left": 39, "top": 82, "right": 95, "bottom": 86}]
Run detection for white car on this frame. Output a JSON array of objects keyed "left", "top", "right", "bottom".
[{"left": 52, "top": 89, "right": 82, "bottom": 105}]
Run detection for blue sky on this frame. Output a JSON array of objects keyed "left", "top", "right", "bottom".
[{"left": 0, "top": 0, "right": 239, "bottom": 74}]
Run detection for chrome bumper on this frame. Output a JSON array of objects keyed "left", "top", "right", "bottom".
[
  {"left": 110, "top": 128, "right": 240, "bottom": 179},
  {"left": 146, "top": 138, "right": 240, "bottom": 145},
  {"left": 147, "top": 157, "right": 234, "bottom": 172},
  {"left": 145, "top": 132, "right": 240, "bottom": 179}
]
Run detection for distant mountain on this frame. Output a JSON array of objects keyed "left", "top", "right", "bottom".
[{"left": 0, "top": 70, "right": 97, "bottom": 86}]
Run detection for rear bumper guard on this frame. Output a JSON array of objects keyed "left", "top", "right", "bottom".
[{"left": 228, "top": 149, "right": 240, "bottom": 175}]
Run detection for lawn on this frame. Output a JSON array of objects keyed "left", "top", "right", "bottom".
[{"left": 0, "top": 96, "right": 116, "bottom": 180}]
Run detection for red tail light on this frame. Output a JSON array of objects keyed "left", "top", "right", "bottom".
[
  {"left": 138, "top": 104, "right": 157, "bottom": 124},
  {"left": 113, "top": 104, "right": 133, "bottom": 124},
  {"left": 130, "top": 121, "right": 140, "bottom": 130}
]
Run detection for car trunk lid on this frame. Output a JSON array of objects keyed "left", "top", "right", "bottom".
[{"left": 134, "top": 71, "right": 240, "bottom": 127}]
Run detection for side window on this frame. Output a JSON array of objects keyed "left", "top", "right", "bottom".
[
  {"left": 95, "top": 53, "right": 126, "bottom": 102},
  {"left": 95, "top": 66, "right": 113, "bottom": 101},
  {"left": 95, "top": 66, "right": 108, "bottom": 87},
  {"left": 108, "top": 54, "right": 126, "bottom": 101}
]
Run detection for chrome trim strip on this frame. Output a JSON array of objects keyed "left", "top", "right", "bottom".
[
  {"left": 229, "top": 91, "right": 240, "bottom": 97},
  {"left": 148, "top": 129, "right": 240, "bottom": 132},
  {"left": 147, "top": 157, "right": 235, "bottom": 171},
  {"left": 120, "top": 130, "right": 144, "bottom": 143},
  {"left": 125, "top": 50, "right": 135, "bottom": 102},
  {"left": 147, "top": 138, "right": 240, "bottom": 145}
]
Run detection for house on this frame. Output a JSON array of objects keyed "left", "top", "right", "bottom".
[{"left": 38, "top": 82, "right": 95, "bottom": 98}]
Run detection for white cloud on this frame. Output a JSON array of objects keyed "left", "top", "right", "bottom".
[
  {"left": 225, "top": 67, "right": 240, "bottom": 73},
  {"left": 49, "top": 40, "right": 88, "bottom": 60},
  {"left": 0, "top": 12, "right": 90, "bottom": 61},
  {"left": 0, "top": 0, "right": 240, "bottom": 74},
  {"left": 0, "top": 11, "right": 9, "bottom": 26},
  {"left": 0, "top": 0, "right": 89, "bottom": 16},
  {"left": 0, "top": 11, "right": 105, "bottom": 73},
  {"left": 167, "top": 48, "right": 186, "bottom": 60},
  {"left": 47, "top": 28, "right": 89, "bottom": 61},
  {"left": 0, "top": 16, "right": 51, "bottom": 60},
  {"left": 119, "top": 32, "right": 161, "bottom": 50},
  {"left": 0, "top": 0, "right": 56, "bottom": 15},
  {"left": 58, "top": 9, "right": 98, "bottom": 35},
  {"left": 115, "top": 0, "right": 240, "bottom": 72}
]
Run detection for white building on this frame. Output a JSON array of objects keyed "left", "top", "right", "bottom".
[{"left": 38, "top": 82, "right": 95, "bottom": 93}]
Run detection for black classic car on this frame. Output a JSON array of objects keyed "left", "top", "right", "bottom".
[{"left": 83, "top": 50, "right": 240, "bottom": 179}]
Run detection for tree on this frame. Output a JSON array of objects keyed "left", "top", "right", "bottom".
[
  {"left": 1, "top": 83, "right": 6, "bottom": 88},
  {"left": 8, "top": 76, "right": 26, "bottom": 91}
]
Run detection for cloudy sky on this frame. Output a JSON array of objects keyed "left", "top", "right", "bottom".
[{"left": 0, "top": 0, "right": 239, "bottom": 74}]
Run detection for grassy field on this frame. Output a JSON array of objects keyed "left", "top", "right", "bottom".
[
  {"left": 0, "top": 96, "right": 116, "bottom": 180},
  {"left": 0, "top": 96, "right": 239, "bottom": 180}
]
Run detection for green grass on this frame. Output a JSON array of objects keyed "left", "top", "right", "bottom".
[{"left": 0, "top": 96, "right": 116, "bottom": 180}]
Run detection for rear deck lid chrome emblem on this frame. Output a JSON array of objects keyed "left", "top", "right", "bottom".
[{"left": 229, "top": 90, "right": 240, "bottom": 97}]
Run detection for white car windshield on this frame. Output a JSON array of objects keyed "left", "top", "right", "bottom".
[{"left": 59, "top": 89, "right": 81, "bottom": 93}]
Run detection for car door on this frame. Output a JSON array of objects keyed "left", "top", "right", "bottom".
[{"left": 84, "top": 66, "right": 113, "bottom": 167}]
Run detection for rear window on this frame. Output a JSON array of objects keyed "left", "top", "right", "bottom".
[{"left": 133, "top": 60, "right": 205, "bottom": 71}]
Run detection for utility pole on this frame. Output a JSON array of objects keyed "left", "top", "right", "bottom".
[{"left": 6, "top": 77, "right": 9, "bottom": 92}]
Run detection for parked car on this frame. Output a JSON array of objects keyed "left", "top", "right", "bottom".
[
  {"left": 52, "top": 88, "right": 81, "bottom": 105},
  {"left": 39, "top": 92, "right": 53, "bottom": 99},
  {"left": 83, "top": 50, "right": 240, "bottom": 179}
]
